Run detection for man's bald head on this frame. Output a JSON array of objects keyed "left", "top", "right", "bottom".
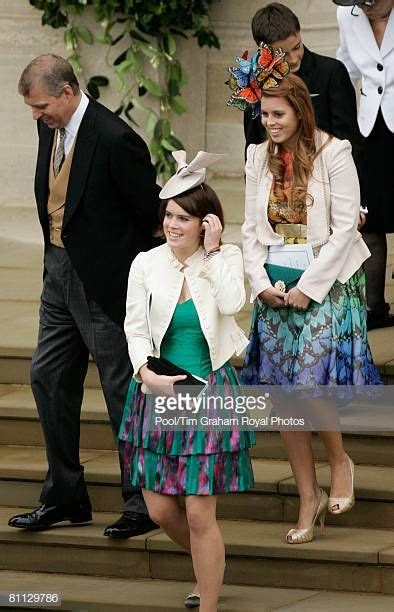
[
  {"left": 20, "top": 54, "right": 81, "bottom": 129},
  {"left": 18, "top": 54, "right": 79, "bottom": 97}
]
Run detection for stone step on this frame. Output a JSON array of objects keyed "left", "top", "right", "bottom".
[
  {"left": 5, "top": 341, "right": 392, "bottom": 384},
  {"left": 1, "top": 251, "right": 394, "bottom": 381},
  {"left": 0, "top": 268, "right": 41, "bottom": 302},
  {"left": 0, "top": 294, "right": 251, "bottom": 385},
  {"left": 0, "top": 355, "right": 101, "bottom": 387},
  {"left": 0, "top": 385, "right": 113, "bottom": 449},
  {"left": 2, "top": 507, "right": 394, "bottom": 594},
  {"left": 1, "top": 256, "right": 391, "bottom": 315},
  {"left": 3, "top": 571, "right": 394, "bottom": 612},
  {"left": 0, "top": 206, "right": 43, "bottom": 272},
  {"left": 2, "top": 383, "right": 394, "bottom": 459},
  {"left": 2, "top": 385, "right": 394, "bottom": 465},
  {"left": 2, "top": 446, "right": 394, "bottom": 529},
  {"left": 253, "top": 430, "right": 394, "bottom": 470},
  {"left": 0, "top": 306, "right": 393, "bottom": 387}
]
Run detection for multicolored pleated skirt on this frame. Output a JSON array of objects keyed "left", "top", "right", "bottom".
[
  {"left": 241, "top": 269, "right": 382, "bottom": 386},
  {"left": 119, "top": 363, "right": 255, "bottom": 496}
]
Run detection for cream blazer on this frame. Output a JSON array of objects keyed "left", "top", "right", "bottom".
[
  {"left": 337, "top": 6, "right": 394, "bottom": 137},
  {"left": 124, "top": 243, "right": 249, "bottom": 380},
  {"left": 242, "top": 134, "right": 370, "bottom": 304}
]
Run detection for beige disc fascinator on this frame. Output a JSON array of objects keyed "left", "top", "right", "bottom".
[{"left": 159, "top": 150, "right": 226, "bottom": 199}]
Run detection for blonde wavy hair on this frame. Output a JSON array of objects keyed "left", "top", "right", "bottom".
[{"left": 261, "top": 73, "right": 330, "bottom": 206}]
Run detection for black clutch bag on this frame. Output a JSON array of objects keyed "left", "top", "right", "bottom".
[{"left": 147, "top": 356, "right": 207, "bottom": 392}]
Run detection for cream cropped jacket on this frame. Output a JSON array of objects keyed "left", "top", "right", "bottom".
[
  {"left": 242, "top": 134, "right": 371, "bottom": 304},
  {"left": 124, "top": 243, "right": 249, "bottom": 380}
]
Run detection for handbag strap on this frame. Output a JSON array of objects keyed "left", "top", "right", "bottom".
[
  {"left": 146, "top": 292, "right": 154, "bottom": 350},
  {"left": 313, "top": 148, "right": 331, "bottom": 253}
]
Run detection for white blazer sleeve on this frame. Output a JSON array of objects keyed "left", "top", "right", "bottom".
[
  {"left": 242, "top": 144, "right": 272, "bottom": 301},
  {"left": 199, "top": 244, "right": 246, "bottom": 315},
  {"left": 297, "top": 140, "right": 360, "bottom": 303},
  {"left": 336, "top": 7, "right": 362, "bottom": 85},
  {"left": 124, "top": 252, "right": 154, "bottom": 380}
]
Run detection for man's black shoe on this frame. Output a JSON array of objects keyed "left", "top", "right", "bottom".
[
  {"left": 367, "top": 312, "right": 394, "bottom": 331},
  {"left": 103, "top": 511, "right": 158, "bottom": 538},
  {"left": 8, "top": 503, "right": 92, "bottom": 530}
]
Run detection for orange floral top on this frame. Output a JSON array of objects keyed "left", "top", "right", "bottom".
[{"left": 268, "top": 151, "right": 307, "bottom": 227}]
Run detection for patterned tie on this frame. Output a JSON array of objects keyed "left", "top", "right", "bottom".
[{"left": 53, "top": 128, "right": 66, "bottom": 177}]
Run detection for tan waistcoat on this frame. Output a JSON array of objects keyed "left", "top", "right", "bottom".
[{"left": 47, "top": 133, "right": 76, "bottom": 247}]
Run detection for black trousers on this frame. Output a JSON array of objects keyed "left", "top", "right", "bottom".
[
  {"left": 31, "top": 244, "right": 146, "bottom": 514},
  {"left": 362, "top": 232, "right": 389, "bottom": 315}
]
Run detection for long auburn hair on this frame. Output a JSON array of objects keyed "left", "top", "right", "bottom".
[{"left": 261, "top": 73, "right": 330, "bottom": 205}]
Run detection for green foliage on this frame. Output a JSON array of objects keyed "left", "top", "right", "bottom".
[{"left": 29, "top": 0, "right": 221, "bottom": 178}]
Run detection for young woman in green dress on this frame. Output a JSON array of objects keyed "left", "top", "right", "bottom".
[{"left": 119, "top": 151, "right": 255, "bottom": 612}]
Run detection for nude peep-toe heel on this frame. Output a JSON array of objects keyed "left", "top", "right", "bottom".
[
  {"left": 286, "top": 488, "right": 328, "bottom": 544},
  {"left": 328, "top": 455, "right": 355, "bottom": 515}
]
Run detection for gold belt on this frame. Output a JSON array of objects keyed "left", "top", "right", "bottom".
[
  {"left": 274, "top": 223, "right": 307, "bottom": 238},
  {"left": 274, "top": 223, "right": 307, "bottom": 244}
]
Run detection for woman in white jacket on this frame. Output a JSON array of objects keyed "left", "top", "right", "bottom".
[
  {"left": 234, "top": 63, "right": 381, "bottom": 543},
  {"left": 119, "top": 151, "right": 254, "bottom": 612}
]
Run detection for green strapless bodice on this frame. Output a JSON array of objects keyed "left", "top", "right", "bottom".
[{"left": 160, "top": 299, "right": 212, "bottom": 379}]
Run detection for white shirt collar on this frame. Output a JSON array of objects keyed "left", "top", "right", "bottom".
[{"left": 64, "top": 90, "right": 89, "bottom": 140}]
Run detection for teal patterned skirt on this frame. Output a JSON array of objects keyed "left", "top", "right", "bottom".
[
  {"left": 241, "top": 269, "right": 382, "bottom": 386},
  {"left": 119, "top": 363, "right": 255, "bottom": 496}
]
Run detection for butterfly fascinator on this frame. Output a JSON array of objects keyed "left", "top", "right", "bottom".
[{"left": 226, "top": 43, "right": 290, "bottom": 118}]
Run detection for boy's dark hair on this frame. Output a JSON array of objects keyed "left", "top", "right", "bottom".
[{"left": 252, "top": 3, "right": 300, "bottom": 45}]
